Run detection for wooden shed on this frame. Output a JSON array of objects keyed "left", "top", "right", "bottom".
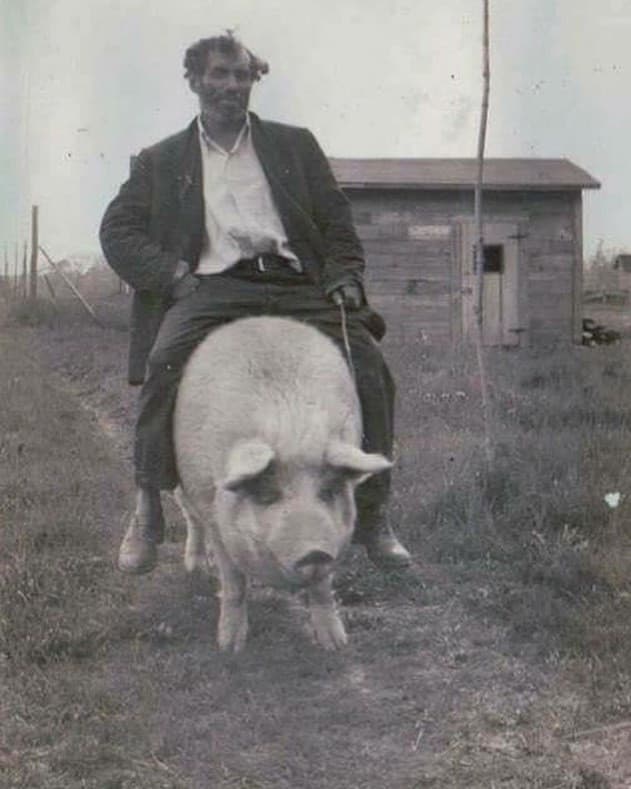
[{"left": 330, "top": 158, "right": 600, "bottom": 347}]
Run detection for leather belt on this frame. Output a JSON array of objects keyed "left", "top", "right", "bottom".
[{"left": 233, "top": 254, "right": 303, "bottom": 274}]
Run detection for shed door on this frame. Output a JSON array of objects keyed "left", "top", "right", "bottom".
[{"left": 460, "top": 221, "right": 522, "bottom": 346}]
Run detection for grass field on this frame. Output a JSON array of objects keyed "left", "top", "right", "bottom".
[{"left": 2, "top": 294, "right": 631, "bottom": 787}]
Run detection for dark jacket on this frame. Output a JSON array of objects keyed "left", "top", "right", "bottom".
[{"left": 100, "top": 113, "right": 367, "bottom": 384}]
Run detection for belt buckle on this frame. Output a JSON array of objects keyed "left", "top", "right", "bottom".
[{"left": 256, "top": 255, "right": 266, "bottom": 272}]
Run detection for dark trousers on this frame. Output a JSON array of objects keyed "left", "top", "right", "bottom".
[{"left": 134, "top": 263, "right": 395, "bottom": 527}]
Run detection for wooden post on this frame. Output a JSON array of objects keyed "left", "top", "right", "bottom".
[
  {"left": 473, "top": 0, "right": 493, "bottom": 470},
  {"left": 474, "top": 0, "right": 490, "bottom": 308},
  {"left": 43, "top": 273, "right": 57, "bottom": 300},
  {"left": 43, "top": 274, "right": 59, "bottom": 311},
  {"left": 30, "top": 206, "right": 38, "bottom": 298},
  {"left": 3, "top": 245, "right": 8, "bottom": 300},
  {"left": 21, "top": 242, "right": 28, "bottom": 299},
  {"left": 14, "top": 243, "right": 19, "bottom": 298}
]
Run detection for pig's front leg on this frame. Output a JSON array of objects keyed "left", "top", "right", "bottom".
[
  {"left": 216, "top": 557, "right": 249, "bottom": 652},
  {"left": 307, "top": 574, "right": 347, "bottom": 650},
  {"left": 176, "top": 488, "right": 212, "bottom": 575}
]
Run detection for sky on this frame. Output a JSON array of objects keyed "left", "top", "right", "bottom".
[{"left": 2, "top": 0, "right": 631, "bottom": 268}]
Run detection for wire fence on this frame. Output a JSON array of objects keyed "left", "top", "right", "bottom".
[{"left": 1, "top": 206, "right": 129, "bottom": 314}]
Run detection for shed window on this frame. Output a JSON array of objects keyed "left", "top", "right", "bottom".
[
  {"left": 471, "top": 243, "right": 505, "bottom": 273},
  {"left": 483, "top": 244, "right": 504, "bottom": 273}
]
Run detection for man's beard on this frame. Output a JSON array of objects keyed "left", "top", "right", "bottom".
[{"left": 203, "top": 91, "right": 249, "bottom": 125}]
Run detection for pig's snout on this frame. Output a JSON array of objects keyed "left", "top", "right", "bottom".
[
  {"left": 295, "top": 549, "right": 335, "bottom": 578},
  {"left": 295, "top": 549, "right": 335, "bottom": 568},
  {"left": 268, "top": 508, "right": 345, "bottom": 586},
  {"left": 293, "top": 549, "right": 335, "bottom": 584}
]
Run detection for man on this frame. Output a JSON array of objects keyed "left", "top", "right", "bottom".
[{"left": 100, "top": 32, "right": 411, "bottom": 575}]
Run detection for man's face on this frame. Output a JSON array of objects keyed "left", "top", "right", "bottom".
[{"left": 192, "top": 47, "right": 254, "bottom": 127}]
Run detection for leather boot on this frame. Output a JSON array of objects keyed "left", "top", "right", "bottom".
[
  {"left": 118, "top": 488, "right": 165, "bottom": 575},
  {"left": 355, "top": 510, "right": 412, "bottom": 569}
]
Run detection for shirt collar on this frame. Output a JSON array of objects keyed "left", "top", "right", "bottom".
[{"left": 197, "top": 113, "right": 250, "bottom": 156}]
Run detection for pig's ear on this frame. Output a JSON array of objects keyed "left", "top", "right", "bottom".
[
  {"left": 326, "top": 442, "right": 392, "bottom": 483},
  {"left": 223, "top": 440, "right": 275, "bottom": 491}
]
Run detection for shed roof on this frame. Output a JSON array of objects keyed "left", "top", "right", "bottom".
[{"left": 329, "top": 158, "right": 600, "bottom": 191}]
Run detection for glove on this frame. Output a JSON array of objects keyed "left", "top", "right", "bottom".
[
  {"left": 171, "top": 260, "right": 199, "bottom": 301},
  {"left": 330, "top": 283, "right": 363, "bottom": 309}
]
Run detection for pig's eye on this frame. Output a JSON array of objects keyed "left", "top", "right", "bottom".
[
  {"left": 241, "top": 474, "right": 282, "bottom": 505},
  {"left": 318, "top": 476, "right": 346, "bottom": 503}
]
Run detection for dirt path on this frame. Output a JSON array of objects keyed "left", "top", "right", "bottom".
[{"left": 4, "top": 319, "right": 628, "bottom": 788}]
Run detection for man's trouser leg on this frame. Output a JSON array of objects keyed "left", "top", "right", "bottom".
[
  {"left": 134, "top": 313, "right": 222, "bottom": 491},
  {"left": 315, "top": 321, "right": 396, "bottom": 531},
  {"left": 347, "top": 329, "right": 395, "bottom": 528}
]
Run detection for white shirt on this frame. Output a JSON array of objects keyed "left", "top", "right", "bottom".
[{"left": 195, "top": 115, "right": 301, "bottom": 275}]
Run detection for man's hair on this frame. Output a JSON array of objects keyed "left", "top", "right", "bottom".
[{"left": 183, "top": 31, "right": 269, "bottom": 83}]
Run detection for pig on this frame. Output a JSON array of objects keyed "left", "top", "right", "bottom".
[{"left": 173, "top": 316, "right": 391, "bottom": 652}]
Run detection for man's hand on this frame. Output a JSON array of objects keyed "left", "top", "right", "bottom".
[
  {"left": 330, "top": 283, "right": 363, "bottom": 309},
  {"left": 171, "top": 260, "right": 199, "bottom": 301}
]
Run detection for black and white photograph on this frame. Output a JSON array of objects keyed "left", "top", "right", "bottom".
[{"left": 2, "top": 1, "right": 631, "bottom": 786}]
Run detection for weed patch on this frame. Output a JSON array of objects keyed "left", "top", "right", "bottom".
[{"left": 392, "top": 341, "right": 631, "bottom": 658}]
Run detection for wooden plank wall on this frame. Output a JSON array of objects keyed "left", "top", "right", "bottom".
[
  {"left": 348, "top": 188, "right": 580, "bottom": 347},
  {"left": 515, "top": 191, "right": 577, "bottom": 344},
  {"left": 350, "top": 191, "right": 459, "bottom": 346}
]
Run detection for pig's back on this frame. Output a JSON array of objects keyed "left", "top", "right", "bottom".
[{"left": 174, "top": 317, "right": 361, "bottom": 484}]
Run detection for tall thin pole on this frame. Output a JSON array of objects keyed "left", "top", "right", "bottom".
[
  {"left": 474, "top": 0, "right": 490, "bottom": 302},
  {"left": 473, "top": 0, "right": 493, "bottom": 470},
  {"left": 30, "top": 205, "right": 39, "bottom": 298}
]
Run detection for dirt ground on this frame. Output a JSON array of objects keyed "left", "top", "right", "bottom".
[{"left": 3, "top": 297, "right": 631, "bottom": 788}]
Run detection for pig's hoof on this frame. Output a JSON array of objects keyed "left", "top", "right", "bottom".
[
  {"left": 311, "top": 609, "right": 348, "bottom": 650},
  {"left": 218, "top": 609, "right": 249, "bottom": 653}
]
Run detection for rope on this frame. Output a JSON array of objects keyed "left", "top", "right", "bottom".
[{"left": 337, "top": 300, "right": 356, "bottom": 383}]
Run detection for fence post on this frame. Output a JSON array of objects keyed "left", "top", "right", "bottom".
[
  {"left": 21, "top": 243, "right": 27, "bottom": 299},
  {"left": 30, "top": 206, "right": 38, "bottom": 298},
  {"left": 43, "top": 274, "right": 59, "bottom": 311},
  {"left": 14, "top": 243, "right": 19, "bottom": 298},
  {"left": 2, "top": 245, "right": 8, "bottom": 301}
]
